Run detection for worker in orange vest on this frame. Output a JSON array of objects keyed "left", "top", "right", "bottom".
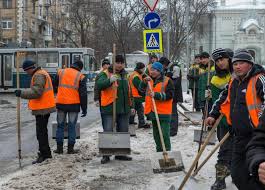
[
  {"left": 139, "top": 62, "right": 174, "bottom": 152},
  {"left": 96, "top": 55, "right": 134, "bottom": 164},
  {"left": 206, "top": 49, "right": 265, "bottom": 190},
  {"left": 15, "top": 60, "right": 56, "bottom": 164},
  {"left": 54, "top": 60, "right": 87, "bottom": 154},
  {"left": 129, "top": 62, "right": 150, "bottom": 128}
]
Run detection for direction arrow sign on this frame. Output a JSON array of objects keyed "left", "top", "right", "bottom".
[
  {"left": 143, "top": 29, "right": 163, "bottom": 53},
  {"left": 144, "top": 0, "right": 159, "bottom": 12},
  {"left": 144, "top": 12, "right": 161, "bottom": 29}
]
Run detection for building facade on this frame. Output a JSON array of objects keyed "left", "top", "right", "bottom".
[
  {"left": 195, "top": 0, "right": 265, "bottom": 65},
  {"left": 0, "top": 0, "right": 68, "bottom": 48}
]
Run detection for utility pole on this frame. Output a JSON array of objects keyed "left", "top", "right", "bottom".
[
  {"left": 186, "top": 0, "right": 191, "bottom": 92},
  {"left": 166, "top": 0, "right": 170, "bottom": 58}
]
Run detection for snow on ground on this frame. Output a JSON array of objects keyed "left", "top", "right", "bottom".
[{"left": 0, "top": 93, "right": 237, "bottom": 190}]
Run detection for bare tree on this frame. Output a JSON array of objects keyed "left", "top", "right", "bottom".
[
  {"left": 159, "top": 0, "right": 215, "bottom": 61},
  {"left": 101, "top": 0, "right": 146, "bottom": 56}
]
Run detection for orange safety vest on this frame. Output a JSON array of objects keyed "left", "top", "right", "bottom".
[
  {"left": 144, "top": 77, "right": 173, "bottom": 115},
  {"left": 28, "top": 69, "right": 55, "bottom": 110},
  {"left": 220, "top": 74, "right": 262, "bottom": 128},
  {"left": 100, "top": 70, "right": 132, "bottom": 107},
  {"left": 129, "top": 71, "right": 142, "bottom": 98},
  {"left": 56, "top": 68, "right": 84, "bottom": 104}
]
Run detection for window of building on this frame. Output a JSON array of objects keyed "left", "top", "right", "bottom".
[
  {"left": 2, "top": 0, "right": 12, "bottom": 9},
  {"left": 2, "top": 20, "right": 13, "bottom": 29},
  {"left": 2, "top": 38, "right": 12, "bottom": 44},
  {"left": 32, "top": 1, "right": 36, "bottom": 14},
  {"left": 249, "top": 29, "right": 257, "bottom": 35}
]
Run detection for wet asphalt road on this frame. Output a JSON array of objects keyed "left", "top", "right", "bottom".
[{"left": 0, "top": 93, "right": 100, "bottom": 178}]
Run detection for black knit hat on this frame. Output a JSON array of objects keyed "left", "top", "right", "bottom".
[
  {"left": 150, "top": 54, "right": 158, "bottom": 59},
  {"left": 232, "top": 49, "right": 254, "bottom": 65},
  {"left": 72, "top": 60, "right": 83, "bottom": 70},
  {"left": 200, "top": 52, "right": 210, "bottom": 58},
  {"left": 136, "top": 62, "right": 145, "bottom": 69},
  {"left": 115, "top": 55, "right": 125, "bottom": 63},
  {"left": 22, "top": 59, "right": 36, "bottom": 71},
  {"left": 102, "top": 59, "right": 110, "bottom": 67},
  {"left": 225, "top": 48, "right": 234, "bottom": 59},
  {"left": 195, "top": 54, "right": 201, "bottom": 59},
  {"left": 159, "top": 57, "right": 170, "bottom": 66},
  {"left": 212, "top": 48, "right": 230, "bottom": 62}
]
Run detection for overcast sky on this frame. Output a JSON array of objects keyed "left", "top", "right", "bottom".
[{"left": 222, "top": 0, "right": 265, "bottom": 5}]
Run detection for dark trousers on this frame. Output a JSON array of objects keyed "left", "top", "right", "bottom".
[
  {"left": 216, "top": 121, "right": 233, "bottom": 166},
  {"left": 191, "top": 88, "right": 200, "bottom": 111},
  {"left": 231, "top": 136, "right": 264, "bottom": 190},
  {"left": 170, "top": 103, "right": 178, "bottom": 135},
  {"left": 129, "top": 101, "right": 145, "bottom": 126},
  {"left": 102, "top": 113, "right": 129, "bottom": 132},
  {"left": 35, "top": 114, "right": 51, "bottom": 158}
]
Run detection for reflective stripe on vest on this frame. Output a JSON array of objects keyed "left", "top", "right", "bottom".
[
  {"left": 28, "top": 69, "right": 55, "bottom": 110},
  {"left": 144, "top": 77, "right": 173, "bottom": 115},
  {"left": 56, "top": 68, "right": 84, "bottom": 104},
  {"left": 220, "top": 74, "right": 262, "bottom": 128},
  {"left": 129, "top": 71, "right": 142, "bottom": 98}
]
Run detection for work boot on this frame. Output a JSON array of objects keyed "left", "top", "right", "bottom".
[
  {"left": 53, "top": 143, "right": 63, "bottom": 154},
  {"left": 67, "top": 144, "right": 79, "bottom": 154},
  {"left": 101, "top": 156, "right": 110, "bottom": 164},
  {"left": 114, "top": 155, "right": 132, "bottom": 161},
  {"left": 170, "top": 131, "right": 178, "bottom": 137},
  {"left": 211, "top": 164, "right": 230, "bottom": 190},
  {"left": 32, "top": 152, "right": 51, "bottom": 164},
  {"left": 138, "top": 123, "right": 151, "bottom": 129}
]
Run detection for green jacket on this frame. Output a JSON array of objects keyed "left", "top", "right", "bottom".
[
  {"left": 197, "top": 64, "right": 215, "bottom": 107},
  {"left": 188, "top": 63, "right": 200, "bottom": 89},
  {"left": 139, "top": 75, "right": 174, "bottom": 122},
  {"left": 210, "top": 73, "right": 231, "bottom": 127},
  {"left": 96, "top": 68, "right": 133, "bottom": 114}
]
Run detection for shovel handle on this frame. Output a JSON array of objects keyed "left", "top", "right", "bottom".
[
  {"left": 192, "top": 132, "right": 230, "bottom": 177},
  {"left": 148, "top": 82, "right": 169, "bottom": 162},
  {"left": 178, "top": 114, "right": 223, "bottom": 190},
  {"left": 112, "top": 44, "right": 116, "bottom": 130}
]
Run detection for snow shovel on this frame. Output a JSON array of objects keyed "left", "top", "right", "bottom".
[
  {"left": 98, "top": 44, "right": 130, "bottom": 156},
  {"left": 192, "top": 132, "right": 230, "bottom": 177},
  {"left": 16, "top": 53, "right": 22, "bottom": 168},
  {"left": 148, "top": 82, "right": 176, "bottom": 169},
  {"left": 178, "top": 114, "right": 223, "bottom": 190}
]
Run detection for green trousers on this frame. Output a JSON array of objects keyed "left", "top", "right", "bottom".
[{"left": 152, "top": 119, "right": 171, "bottom": 152}]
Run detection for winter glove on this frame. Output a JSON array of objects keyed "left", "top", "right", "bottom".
[
  {"left": 15, "top": 90, "right": 21, "bottom": 97},
  {"left": 81, "top": 111, "right": 87, "bottom": 117},
  {"left": 143, "top": 76, "right": 151, "bottom": 83},
  {"left": 110, "top": 75, "right": 118, "bottom": 83},
  {"left": 205, "top": 89, "right": 212, "bottom": 99},
  {"left": 95, "top": 101, "right": 100, "bottom": 107}
]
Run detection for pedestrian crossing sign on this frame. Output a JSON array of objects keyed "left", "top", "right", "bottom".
[{"left": 143, "top": 29, "right": 163, "bottom": 53}]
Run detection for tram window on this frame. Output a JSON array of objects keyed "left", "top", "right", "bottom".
[
  {"left": 38, "top": 52, "right": 58, "bottom": 68},
  {"left": 4, "top": 55, "right": 12, "bottom": 80},
  {"left": 72, "top": 54, "right": 81, "bottom": 63},
  {"left": 61, "top": 55, "right": 69, "bottom": 68},
  {"left": 15, "top": 51, "right": 36, "bottom": 68},
  {"left": 83, "top": 54, "right": 90, "bottom": 71}
]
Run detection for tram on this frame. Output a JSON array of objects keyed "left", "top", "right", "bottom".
[{"left": 0, "top": 48, "right": 96, "bottom": 90}]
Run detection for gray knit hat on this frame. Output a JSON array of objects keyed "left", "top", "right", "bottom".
[{"left": 232, "top": 49, "right": 254, "bottom": 65}]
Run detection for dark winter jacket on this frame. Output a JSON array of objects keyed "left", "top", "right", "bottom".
[
  {"left": 21, "top": 67, "right": 56, "bottom": 115},
  {"left": 210, "top": 64, "right": 265, "bottom": 136},
  {"left": 54, "top": 67, "right": 88, "bottom": 113},
  {"left": 164, "top": 63, "right": 183, "bottom": 103},
  {"left": 246, "top": 123, "right": 265, "bottom": 185}
]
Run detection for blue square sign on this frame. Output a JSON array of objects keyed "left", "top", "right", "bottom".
[{"left": 143, "top": 29, "right": 163, "bottom": 53}]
